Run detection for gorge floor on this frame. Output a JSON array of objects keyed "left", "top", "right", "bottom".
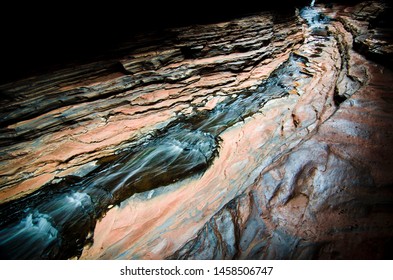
[{"left": 0, "top": 2, "right": 392, "bottom": 260}]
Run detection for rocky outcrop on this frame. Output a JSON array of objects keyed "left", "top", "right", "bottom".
[
  {"left": 0, "top": 13, "right": 302, "bottom": 204},
  {"left": 170, "top": 2, "right": 393, "bottom": 260},
  {"left": 171, "top": 61, "right": 393, "bottom": 259},
  {"left": 0, "top": 1, "right": 392, "bottom": 259},
  {"left": 331, "top": 1, "right": 393, "bottom": 68}
]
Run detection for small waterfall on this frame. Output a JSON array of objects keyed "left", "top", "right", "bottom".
[
  {"left": 0, "top": 211, "right": 58, "bottom": 259},
  {"left": 310, "top": 0, "right": 316, "bottom": 7}
]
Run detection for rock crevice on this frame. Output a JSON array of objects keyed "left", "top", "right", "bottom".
[{"left": 0, "top": 1, "right": 392, "bottom": 260}]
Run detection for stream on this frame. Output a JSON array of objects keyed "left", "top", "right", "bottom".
[{"left": 0, "top": 2, "right": 324, "bottom": 259}]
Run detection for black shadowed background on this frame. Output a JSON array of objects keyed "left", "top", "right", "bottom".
[{"left": 0, "top": 1, "right": 313, "bottom": 84}]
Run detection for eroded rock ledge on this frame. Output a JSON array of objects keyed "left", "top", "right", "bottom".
[{"left": 0, "top": 1, "right": 392, "bottom": 259}]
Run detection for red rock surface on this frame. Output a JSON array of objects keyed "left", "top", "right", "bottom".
[{"left": 0, "top": 1, "right": 392, "bottom": 260}]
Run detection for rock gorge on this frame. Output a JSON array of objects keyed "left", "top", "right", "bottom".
[{"left": 0, "top": 1, "right": 392, "bottom": 259}]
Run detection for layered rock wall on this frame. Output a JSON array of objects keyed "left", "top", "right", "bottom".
[{"left": 0, "top": 1, "right": 392, "bottom": 259}]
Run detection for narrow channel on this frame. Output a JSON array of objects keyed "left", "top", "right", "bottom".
[{"left": 0, "top": 3, "right": 324, "bottom": 259}]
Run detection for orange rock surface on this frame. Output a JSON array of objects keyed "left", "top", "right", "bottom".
[{"left": 0, "top": 1, "right": 392, "bottom": 260}]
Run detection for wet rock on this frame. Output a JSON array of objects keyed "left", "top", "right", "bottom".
[
  {"left": 169, "top": 2, "right": 393, "bottom": 260},
  {"left": 1, "top": 1, "right": 393, "bottom": 260},
  {"left": 0, "top": 12, "right": 303, "bottom": 205},
  {"left": 0, "top": 9, "right": 304, "bottom": 260},
  {"left": 336, "top": 1, "right": 393, "bottom": 67}
]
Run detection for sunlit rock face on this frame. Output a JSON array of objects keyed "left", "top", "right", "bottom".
[{"left": 0, "top": 1, "right": 392, "bottom": 260}]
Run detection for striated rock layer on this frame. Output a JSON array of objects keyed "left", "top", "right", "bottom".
[{"left": 0, "top": 1, "right": 392, "bottom": 259}]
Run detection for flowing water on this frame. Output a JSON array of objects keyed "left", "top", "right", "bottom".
[{"left": 0, "top": 9, "right": 324, "bottom": 258}]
